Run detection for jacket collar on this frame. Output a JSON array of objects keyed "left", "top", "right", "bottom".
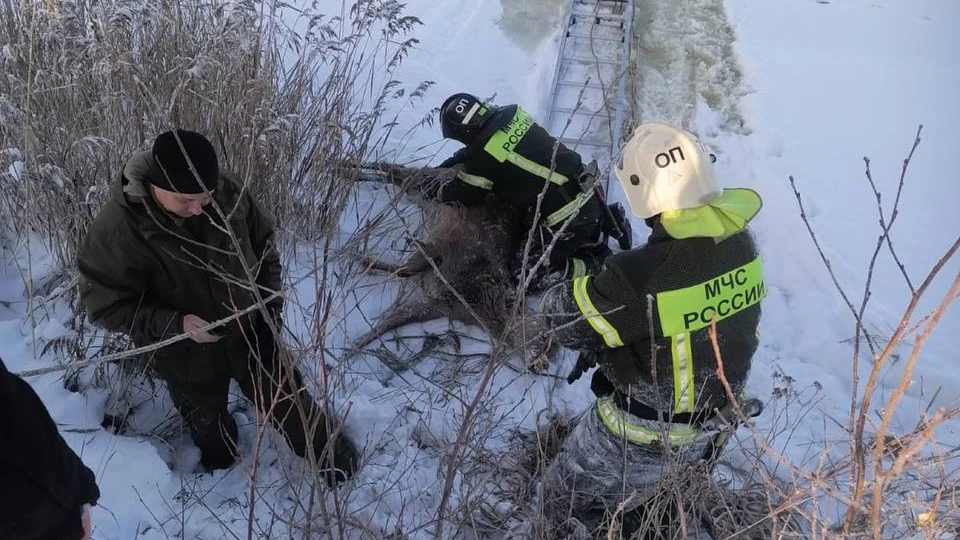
[
  {"left": 112, "top": 151, "right": 245, "bottom": 234},
  {"left": 659, "top": 188, "right": 762, "bottom": 242},
  {"left": 644, "top": 217, "right": 672, "bottom": 244}
]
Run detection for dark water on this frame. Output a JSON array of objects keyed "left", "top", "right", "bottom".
[{"left": 498, "top": 0, "right": 569, "bottom": 52}]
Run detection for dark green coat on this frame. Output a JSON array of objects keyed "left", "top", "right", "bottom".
[{"left": 77, "top": 152, "right": 282, "bottom": 382}]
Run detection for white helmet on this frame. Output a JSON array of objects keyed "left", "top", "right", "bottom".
[{"left": 615, "top": 122, "right": 721, "bottom": 218}]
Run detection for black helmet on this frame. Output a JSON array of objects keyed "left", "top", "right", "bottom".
[{"left": 440, "top": 93, "right": 492, "bottom": 144}]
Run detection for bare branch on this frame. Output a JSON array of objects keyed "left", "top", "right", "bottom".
[{"left": 862, "top": 124, "right": 924, "bottom": 294}]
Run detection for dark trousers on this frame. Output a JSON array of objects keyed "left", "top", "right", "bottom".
[
  {"left": 161, "top": 319, "right": 353, "bottom": 479},
  {"left": 30, "top": 509, "right": 83, "bottom": 540}
]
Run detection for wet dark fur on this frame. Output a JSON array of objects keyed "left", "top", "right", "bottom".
[{"left": 353, "top": 191, "right": 555, "bottom": 367}]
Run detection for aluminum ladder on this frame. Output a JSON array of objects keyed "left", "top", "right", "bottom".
[{"left": 544, "top": 0, "right": 633, "bottom": 193}]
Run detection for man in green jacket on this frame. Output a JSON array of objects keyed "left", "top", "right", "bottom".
[
  {"left": 77, "top": 130, "right": 357, "bottom": 484},
  {"left": 538, "top": 122, "right": 764, "bottom": 536}
]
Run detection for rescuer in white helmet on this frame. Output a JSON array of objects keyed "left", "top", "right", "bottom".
[{"left": 537, "top": 122, "right": 765, "bottom": 537}]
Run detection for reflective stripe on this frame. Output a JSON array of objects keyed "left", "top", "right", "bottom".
[
  {"left": 484, "top": 108, "right": 535, "bottom": 160},
  {"left": 656, "top": 256, "right": 765, "bottom": 336},
  {"left": 461, "top": 102, "right": 481, "bottom": 125},
  {"left": 569, "top": 258, "right": 587, "bottom": 278},
  {"left": 483, "top": 107, "right": 569, "bottom": 186},
  {"left": 596, "top": 397, "right": 703, "bottom": 447},
  {"left": 712, "top": 430, "right": 731, "bottom": 450},
  {"left": 505, "top": 152, "right": 569, "bottom": 186},
  {"left": 545, "top": 189, "right": 593, "bottom": 227},
  {"left": 671, "top": 332, "right": 695, "bottom": 413},
  {"left": 456, "top": 170, "right": 494, "bottom": 190},
  {"left": 571, "top": 276, "right": 623, "bottom": 348}
]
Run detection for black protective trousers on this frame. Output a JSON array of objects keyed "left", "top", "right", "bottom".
[{"left": 539, "top": 405, "right": 716, "bottom": 538}]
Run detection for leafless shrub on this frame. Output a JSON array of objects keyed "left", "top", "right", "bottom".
[
  {"left": 508, "top": 125, "right": 958, "bottom": 540},
  {"left": 0, "top": 0, "right": 430, "bottom": 303},
  {"left": 2, "top": 1, "right": 434, "bottom": 539},
  {"left": 0, "top": 0, "right": 427, "bottom": 346},
  {"left": 718, "top": 125, "right": 960, "bottom": 539}
]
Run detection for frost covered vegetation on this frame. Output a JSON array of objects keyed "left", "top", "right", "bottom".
[
  {"left": 1, "top": 0, "right": 958, "bottom": 539},
  {"left": 0, "top": 0, "right": 429, "bottom": 261}
]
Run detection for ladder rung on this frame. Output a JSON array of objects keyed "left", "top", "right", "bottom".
[
  {"left": 574, "top": 0, "right": 628, "bottom": 11},
  {"left": 565, "top": 31, "right": 623, "bottom": 43},
  {"left": 564, "top": 56, "right": 622, "bottom": 66},
  {"left": 551, "top": 106, "right": 610, "bottom": 115},
  {"left": 556, "top": 80, "right": 608, "bottom": 90},
  {"left": 571, "top": 12, "right": 625, "bottom": 23}
]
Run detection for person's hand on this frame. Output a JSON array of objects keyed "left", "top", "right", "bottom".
[
  {"left": 80, "top": 504, "right": 91, "bottom": 540},
  {"left": 183, "top": 314, "right": 222, "bottom": 343},
  {"left": 566, "top": 349, "right": 598, "bottom": 384}
]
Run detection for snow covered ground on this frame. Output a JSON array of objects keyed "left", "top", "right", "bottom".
[{"left": 2, "top": 0, "right": 958, "bottom": 538}]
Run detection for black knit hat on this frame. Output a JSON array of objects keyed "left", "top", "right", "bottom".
[{"left": 149, "top": 130, "right": 219, "bottom": 193}]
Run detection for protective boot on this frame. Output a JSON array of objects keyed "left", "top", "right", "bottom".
[
  {"left": 320, "top": 430, "right": 360, "bottom": 486},
  {"left": 187, "top": 407, "right": 238, "bottom": 472}
]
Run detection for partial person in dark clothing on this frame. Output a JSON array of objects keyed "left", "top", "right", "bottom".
[
  {"left": 76, "top": 130, "right": 357, "bottom": 485},
  {"left": 537, "top": 122, "right": 765, "bottom": 537},
  {"left": 1, "top": 357, "right": 100, "bottom": 540},
  {"left": 436, "top": 93, "right": 630, "bottom": 285}
]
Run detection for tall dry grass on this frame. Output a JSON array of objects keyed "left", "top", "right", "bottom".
[
  {"left": 0, "top": 0, "right": 430, "bottom": 266},
  {"left": 0, "top": 1, "right": 432, "bottom": 538}
]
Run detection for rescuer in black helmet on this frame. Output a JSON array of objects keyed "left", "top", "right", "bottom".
[
  {"left": 436, "top": 92, "right": 630, "bottom": 287},
  {"left": 439, "top": 93, "right": 493, "bottom": 143}
]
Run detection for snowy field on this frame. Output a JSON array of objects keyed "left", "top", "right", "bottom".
[{"left": 2, "top": 0, "right": 958, "bottom": 538}]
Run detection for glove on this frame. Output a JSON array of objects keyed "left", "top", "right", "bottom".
[{"left": 566, "top": 349, "right": 598, "bottom": 384}]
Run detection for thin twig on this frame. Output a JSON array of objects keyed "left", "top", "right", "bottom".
[
  {"left": 869, "top": 271, "right": 960, "bottom": 538},
  {"left": 788, "top": 176, "right": 880, "bottom": 361},
  {"left": 849, "top": 234, "right": 960, "bottom": 529},
  {"left": 16, "top": 288, "right": 284, "bottom": 378},
  {"left": 862, "top": 124, "right": 923, "bottom": 293}
]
